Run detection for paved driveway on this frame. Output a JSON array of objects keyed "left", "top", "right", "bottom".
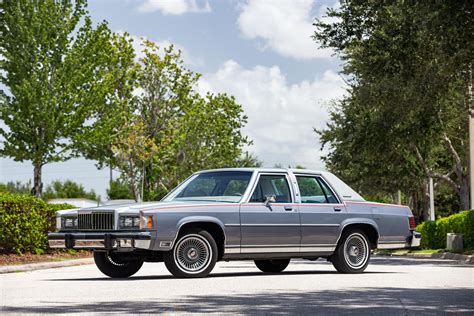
[{"left": 1, "top": 256, "right": 473, "bottom": 315}]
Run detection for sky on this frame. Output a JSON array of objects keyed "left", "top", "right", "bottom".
[{"left": 0, "top": 0, "right": 346, "bottom": 200}]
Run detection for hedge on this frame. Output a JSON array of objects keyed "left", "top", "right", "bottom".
[
  {"left": 416, "top": 210, "right": 474, "bottom": 250},
  {"left": 0, "top": 193, "right": 75, "bottom": 254}
]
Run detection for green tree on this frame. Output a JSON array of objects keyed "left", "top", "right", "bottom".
[
  {"left": 313, "top": 1, "right": 473, "bottom": 215},
  {"left": 43, "top": 180, "right": 97, "bottom": 201},
  {"left": 0, "top": 181, "right": 32, "bottom": 194},
  {"left": 0, "top": 0, "right": 115, "bottom": 197},
  {"left": 107, "top": 178, "right": 133, "bottom": 200},
  {"left": 110, "top": 40, "right": 254, "bottom": 201},
  {"left": 73, "top": 32, "right": 139, "bottom": 171}
]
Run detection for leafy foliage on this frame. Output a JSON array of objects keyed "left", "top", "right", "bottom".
[
  {"left": 416, "top": 210, "right": 474, "bottom": 250},
  {"left": 107, "top": 178, "right": 133, "bottom": 200},
  {"left": 43, "top": 180, "right": 98, "bottom": 201},
  {"left": 313, "top": 1, "right": 473, "bottom": 215},
  {"left": 0, "top": 0, "right": 120, "bottom": 196},
  {"left": 83, "top": 39, "right": 255, "bottom": 201},
  {"left": 0, "top": 181, "right": 32, "bottom": 195},
  {"left": 0, "top": 193, "right": 75, "bottom": 254}
]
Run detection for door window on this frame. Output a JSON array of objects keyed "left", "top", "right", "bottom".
[
  {"left": 296, "top": 176, "right": 339, "bottom": 204},
  {"left": 250, "top": 175, "right": 292, "bottom": 203}
]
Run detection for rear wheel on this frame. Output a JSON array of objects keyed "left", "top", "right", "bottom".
[
  {"left": 254, "top": 259, "right": 290, "bottom": 273},
  {"left": 164, "top": 229, "right": 218, "bottom": 278},
  {"left": 93, "top": 251, "right": 143, "bottom": 278},
  {"left": 330, "top": 229, "right": 370, "bottom": 273}
]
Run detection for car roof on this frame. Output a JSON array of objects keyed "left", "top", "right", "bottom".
[
  {"left": 196, "top": 168, "right": 365, "bottom": 201},
  {"left": 197, "top": 167, "right": 326, "bottom": 174}
]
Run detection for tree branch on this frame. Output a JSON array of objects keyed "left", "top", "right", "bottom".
[{"left": 413, "top": 144, "right": 460, "bottom": 193}]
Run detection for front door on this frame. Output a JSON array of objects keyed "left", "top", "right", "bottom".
[{"left": 240, "top": 173, "right": 301, "bottom": 254}]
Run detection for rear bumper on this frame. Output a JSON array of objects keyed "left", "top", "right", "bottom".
[
  {"left": 409, "top": 231, "right": 422, "bottom": 247},
  {"left": 377, "top": 231, "right": 422, "bottom": 249},
  {"left": 48, "top": 231, "right": 152, "bottom": 251}
]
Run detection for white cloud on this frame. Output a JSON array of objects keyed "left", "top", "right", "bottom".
[
  {"left": 137, "top": 0, "right": 211, "bottom": 15},
  {"left": 199, "top": 60, "right": 346, "bottom": 169},
  {"left": 124, "top": 33, "right": 204, "bottom": 67},
  {"left": 237, "top": 0, "right": 336, "bottom": 59}
]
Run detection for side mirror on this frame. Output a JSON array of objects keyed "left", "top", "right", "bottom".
[{"left": 264, "top": 194, "right": 276, "bottom": 207}]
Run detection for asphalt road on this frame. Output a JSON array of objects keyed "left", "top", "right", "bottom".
[{"left": 1, "top": 256, "right": 473, "bottom": 315}]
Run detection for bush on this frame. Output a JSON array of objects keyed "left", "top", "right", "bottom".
[
  {"left": 416, "top": 210, "right": 474, "bottom": 250},
  {"left": 0, "top": 193, "right": 75, "bottom": 254},
  {"left": 43, "top": 180, "right": 98, "bottom": 201}
]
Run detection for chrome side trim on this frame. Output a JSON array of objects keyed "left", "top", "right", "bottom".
[
  {"left": 377, "top": 242, "right": 406, "bottom": 249},
  {"left": 241, "top": 247, "right": 299, "bottom": 253},
  {"left": 224, "top": 247, "right": 240, "bottom": 254},
  {"left": 300, "top": 246, "right": 336, "bottom": 252},
  {"left": 239, "top": 245, "right": 336, "bottom": 253},
  {"left": 301, "top": 224, "right": 340, "bottom": 227},
  {"left": 224, "top": 224, "right": 240, "bottom": 227},
  {"left": 241, "top": 223, "right": 300, "bottom": 227}
]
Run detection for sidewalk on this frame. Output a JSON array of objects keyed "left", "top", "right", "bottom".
[
  {"left": 376, "top": 251, "right": 474, "bottom": 264},
  {"left": 0, "top": 258, "right": 94, "bottom": 274}
]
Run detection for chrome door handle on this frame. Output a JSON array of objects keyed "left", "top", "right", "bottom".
[
  {"left": 284, "top": 206, "right": 293, "bottom": 211},
  {"left": 334, "top": 207, "right": 342, "bottom": 212}
]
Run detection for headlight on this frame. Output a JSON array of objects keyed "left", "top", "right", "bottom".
[
  {"left": 61, "top": 216, "right": 78, "bottom": 229},
  {"left": 119, "top": 215, "right": 140, "bottom": 229}
]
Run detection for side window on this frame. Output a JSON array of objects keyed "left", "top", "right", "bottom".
[
  {"left": 250, "top": 175, "right": 292, "bottom": 203},
  {"left": 296, "top": 176, "right": 340, "bottom": 204},
  {"left": 317, "top": 178, "right": 339, "bottom": 203},
  {"left": 296, "top": 176, "right": 327, "bottom": 203}
]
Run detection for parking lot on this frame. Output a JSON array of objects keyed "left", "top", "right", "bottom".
[{"left": 1, "top": 256, "right": 473, "bottom": 315}]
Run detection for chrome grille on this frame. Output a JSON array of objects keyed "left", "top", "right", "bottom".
[{"left": 78, "top": 212, "right": 115, "bottom": 230}]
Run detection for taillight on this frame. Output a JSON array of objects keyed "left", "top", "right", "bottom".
[{"left": 408, "top": 216, "right": 416, "bottom": 230}]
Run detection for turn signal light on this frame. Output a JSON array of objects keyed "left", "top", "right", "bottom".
[
  {"left": 139, "top": 212, "right": 154, "bottom": 230},
  {"left": 147, "top": 215, "right": 153, "bottom": 229}
]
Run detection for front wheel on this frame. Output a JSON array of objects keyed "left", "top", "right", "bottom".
[
  {"left": 93, "top": 251, "right": 143, "bottom": 278},
  {"left": 163, "top": 229, "right": 218, "bottom": 278},
  {"left": 254, "top": 259, "right": 290, "bottom": 273},
  {"left": 330, "top": 229, "right": 371, "bottom": 273}
]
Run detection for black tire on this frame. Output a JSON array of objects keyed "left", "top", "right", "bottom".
[
  {"left": 254, "top": 259, "right": 290, "bottom": 273},
  {"left": 330, "top": 229, "right": 371, "bottom": 274},
  {"left": 93, "top": 251, "right": 143, "bottom": 278},
  {"left": 163, "top": 229, "right": 218, "bottom": 278}
]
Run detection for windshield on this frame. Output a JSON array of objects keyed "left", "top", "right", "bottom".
[{"left": 172, "top": 171, "right": 253, "bottom": 203}]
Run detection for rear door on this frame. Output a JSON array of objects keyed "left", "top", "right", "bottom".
[
  {"left": 240, "top": 173, "right": 301, "bottom": 253},
  {"left": 295, "top": 174, "right": 346, "bottom": 252}
]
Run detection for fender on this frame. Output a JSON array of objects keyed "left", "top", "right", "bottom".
[
  {"left": 172, "top": 216, "right": 227, "bottom": 247},
  {"left": 335, "top": 218, "right": 380, "bottom": 246}
]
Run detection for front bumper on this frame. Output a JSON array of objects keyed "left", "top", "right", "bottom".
[{"left": 48, "top": 231, "right": 152, "bottom": 251}]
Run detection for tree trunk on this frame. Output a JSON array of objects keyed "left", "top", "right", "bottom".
[
  {"left": 33, "top": 163, "right": 43, "bottom": 197},
  {"left": 460, "top": 176, "right": 470, "bottom": 210}
]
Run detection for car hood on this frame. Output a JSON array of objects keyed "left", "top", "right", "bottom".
[{"left": 55, "top": 200, "right": 235, "bottom": 215}]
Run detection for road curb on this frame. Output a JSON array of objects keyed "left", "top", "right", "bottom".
[
  {"left": 376, "top": 252, "right": 474, "bottom": 264},
  {"left": 0, "top": 257, "right": 94, "bottom": 274}
]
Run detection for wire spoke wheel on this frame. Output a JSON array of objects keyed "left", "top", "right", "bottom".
[
  {"left": 343, "top": 233, "right": 369, "bottom": 269},
  {"left": 174, "top": 234, "right": 212, "bottom": 274}
]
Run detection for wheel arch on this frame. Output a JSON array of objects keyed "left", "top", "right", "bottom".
[
  {"left": 336, "top": 220, "right": 379, "bottom": 249},
  {"left": 175, "top": 217, "right": 226, "bottom": 260}
]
